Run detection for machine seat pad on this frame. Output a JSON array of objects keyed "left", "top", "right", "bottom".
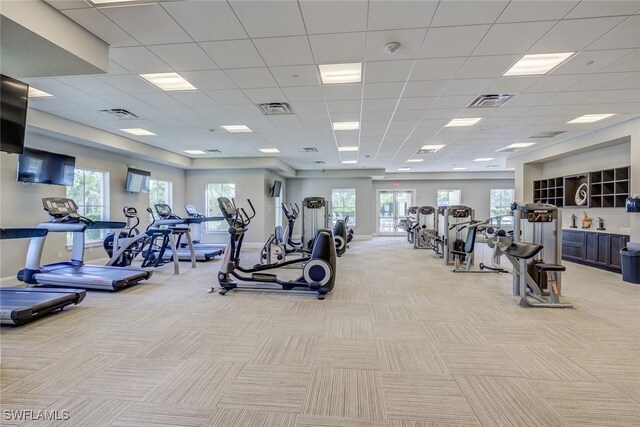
[
  {"left": 450, "top": 250, "right": 468, "bottom": 256},
  {"left": 534, "top": 263, "right": 566, "bottom": 272},
  {"left": 504, "top": 242, "right": 543, "bottom": 259}
]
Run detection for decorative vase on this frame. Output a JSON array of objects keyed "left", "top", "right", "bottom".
[{"left": 626, "top": 195, "right": 640, "bottom": 213}]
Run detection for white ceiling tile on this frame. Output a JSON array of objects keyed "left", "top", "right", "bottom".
[
  {"left": 502, "top": 92, "right": 554, "bottom": 107},
  {"left": 530, "top": 17, "right": 626, "bottom": 53},
  {"left": 365, "top": 60, "right": 413, "bottom": 83},
  {"left": 393, "top": 109, "right": 427, "bottom": 121},
  {"left": 455, "top": 55, "right": 519, "bottom": 78},
  {"left": 431, "top": 96, "right": 475, "bottom": 110},
  {"left": 552, "top": 49, "right": 635, "bottom": 75},
  {"left": 180, "top": 70, "right": 237, "bottom": 90},
  {"left": 107, "top": 60, "right": 129, "bottom": 75},
  {"left": 541, "top": 91, "right": 600, "bottom": 106},
  {"left": 148, "top": 43, "right": 219, "bottom": 72},
  {"left": 524, "top": 74, "right": 588, "bottom": 93},
  {"left": 440, "top": 78, "right": 493, "bottom": 96},
  {"left": 404, "top": 80, "right": 448, "bottom": 97},
  {"left": 365, "top": 28, "right": 427, "bottom": 61},
  {"left": 253, "top": 36, "right": 314, "bottom": 66},
  {"left": 56, "top": 76, "right": 123, "bottom": 96},
  {"left": 564, "top": 1, "right": 640, "bottom": 19},
  {"left": 109, "top": 47, "right": 172, "bottom": 74},
  {"left": 229, "top": 0, "right": 306, "bottom": 38},
  {"left": 300, "top": 0, "right": 367, "bottom": 34},
  {"left": 419, "top": 25, "right": 490, "bottom": 58},
  {"left": 242, "top": 87, "right": 287, "bottom": 103},
  {"left": 432, "top": 1, "right": 509, "bottom": 26},
  {"left": 587, "top": 16, "right": 640, "bottom": 50},
  {"left": 362, "top": 98, "right": 398, "bottom": 111},
  {"left": 225, "top": 67, "right": 278, "bottom": 89},
  {"left": 199, "top": 40, "right": 264, "bottom": 69},
  {"left": 410, "top": 57, "right": 466, "bottom": 81},
  {"left": 322, "top": 83, "right": 363, "bottom": 100},
  {"left": 363, "top": 82, "right": 405, "bottom": 99},
  {"left": 96, "top": 75, "right": 158, "bottom": 94},
  {"left": 45, "top": 0, "right": 91, "bottom": 9},
  {"left": 270, "top": 65, "right": 321, "bottom": 87},
  {"left": 326, "top": 100, "right": 361, "bottom": 113},
  {"left": 483, "top": 76, "right": 540, "bottom": 94},
  {"left": 282, "top": 86, "right": 325, "bottom": 102},
  {"left": 568, "top": 71, "right": 638, "bottom": 91},
  {"left": 131, "top": 92, "right": 184, "bottom": 108},
  {"left": 285, "top": 101, "right": 326, "bottom": 114},
  {"left": 161, "top": 0, "right": 247, "bottom": 42},
  {"left": 308, "top": 32, "right": 367, "bottom": 63},
  {"left": 63, "top": 96, "right": 117, "bottom": 111},
  {"left": 169, "top": 91, "right": 219, "bottom": 107},
  {"left": 473, "top": 21, "right": 556, "bottom": 56},
  {"left": 100, "top": 4, "right": 191, "bottom": 45},
  {"left": 368, "top": 0, "right": 437, "bottom": 30},
  {"left": 601, "top": 49, "right": 640, "bottom": 72},
  {"left": 22, "top": 78, "right": 90, "bottom": 98},
  {"left": 497, "top": 0, "right": 578, "bottom": 23},
  {"left": 62, "top": 8, "right": 138, "bottom": 48},
  {"left": 396, "top": 97, "right": 436, "bottom": 110},
  {"left": 29, "top": 97, "right": 84, "bottom": 112},
  {"left": 97, "top": 93, "right": 152, "bottom": 110},
  {"left": 204, "top": 89, "right": 252, "bottom": 105}
]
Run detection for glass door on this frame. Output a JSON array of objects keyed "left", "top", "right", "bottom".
[{"left": 377, "top": 190, "right": 414, "bottom": 235}]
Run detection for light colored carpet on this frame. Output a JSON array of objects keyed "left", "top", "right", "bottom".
[{"left": 1, "top": 237, "right": 639, "bottom": 426}]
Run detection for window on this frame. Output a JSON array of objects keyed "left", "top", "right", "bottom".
[
  {"left": 66, "top": 168, "right": 109, "bottom": 244},
  {"left": 149, "top": 179, "right": 172, "bottom": 209},
  {"left": 274, "top": 194, "right": 283, "bottom": 227},
  {"left": 490, "top": 189, "right": 515, "bottom": 225},
  {"left": 331, "top": 188, "right": 356, "bottom": 226},
  {"left": 206, "top": 183, "right": 235, "bottom": 231},
  {"left": 437, "top": 189, "right": 461, "bottom": 207}
]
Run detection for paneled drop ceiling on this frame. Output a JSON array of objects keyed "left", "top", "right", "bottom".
[{"left": 19, "top": 0, "right": 640, "bottom": 172}]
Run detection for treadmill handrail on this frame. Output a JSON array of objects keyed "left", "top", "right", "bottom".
[
  {"left": 37, "top": 223, "right": 87, "bottom": 232},
  {"left": 1, "top": 228, "right": 48, "bottom": 239},
  {"left": 86, "top": 221, "right": 127, "bottom": 230}
]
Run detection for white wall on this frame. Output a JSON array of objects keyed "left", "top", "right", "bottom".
[{"left": 0, "top": 132, "right": 186, "bottom": 279}]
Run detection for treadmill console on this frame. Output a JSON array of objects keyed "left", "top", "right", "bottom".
[
  {"left": 185, "top": 204, "right": 201, "bottom": 217},
  {"left": 154, "top": 204, "right": 174, "bottom": 219},
  {"left": 42, "top": 198, "right": 80, "bottom": 218}
]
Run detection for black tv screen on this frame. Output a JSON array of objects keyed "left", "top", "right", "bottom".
[
  {"left": 1, "top": 74, "right": 29, "bottom": 155},
  {"left": 17, "top": 148, "right": 75, "bottom": 186},
  {"left": 126, "top": 168, "right": 150, "bottom": 193},
  {"left": 271, "top": 180, "right": 282, "bottom": 197}
]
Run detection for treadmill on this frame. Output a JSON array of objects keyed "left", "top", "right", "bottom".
[
  {"left": 152, "top": 204, "right": 222, "bottom": 261},
  {"left": 1, "top": 228, "right": 86, "bottom": 326},
  {"left": 17, "top": 198, "right": 152, "bottom": 291},
  {"left": 184, "top": 204, "right": 226, "bottom": 252}
]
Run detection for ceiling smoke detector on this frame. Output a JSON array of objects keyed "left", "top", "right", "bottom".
[
  {"left": 299, "top": 147, "right": 318, "bottom": 152},
  {"left": 385, "top": 42, "right": 401, "bottom": 55},
  {"left": 257, "top": 102, "right": 294, "bottom": 115},
  {"left": 468, "top": 94, "right": 514, "bottom": 108},
  {"left": 99, "top": 108, "right": 139, "bottom": 119}
]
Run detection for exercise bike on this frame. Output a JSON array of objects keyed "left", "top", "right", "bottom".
[{"left": 213, "top": 197, "right": 337, "bottom": 299}]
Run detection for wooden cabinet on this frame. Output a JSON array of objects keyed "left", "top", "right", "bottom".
[{"left": 562, "top": 230, "right": 630, "bottom": 273}]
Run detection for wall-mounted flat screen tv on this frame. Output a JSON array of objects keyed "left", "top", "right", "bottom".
[
  {"left": 126, "top": 168, "right": 150, "bottom": 193},
  {"left": 270, "top": 180, "right": 282, "bottom": 197},
  {"left": 1, "top": 74, "right": 29, "bottom": 155},
  {"left": 17, "top": 147, "right": 75, "bottom": 186}
]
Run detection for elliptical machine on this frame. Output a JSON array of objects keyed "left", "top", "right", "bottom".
[{"left": 214, "top": 198, "right": 337, "bottom": 299}]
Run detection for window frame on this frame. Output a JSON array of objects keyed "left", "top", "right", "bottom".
[
  {"left": 331, "top": 188, "right": 357, "bottom": 226},
  {"left": 66, "top": 167, "right": 110, "bottom": 245},
  {"left": 489, "top": 188, "right": 515, "bottom": 225},
  {"left": 437, "top": 189, "right": 462, "bottom": 208},
  {"left": 206, "top": 183, "right": 236, "bottom": 233}
]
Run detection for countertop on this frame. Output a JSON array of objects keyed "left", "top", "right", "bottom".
[{"left": 563, "top": 228, "right": 630, "bottom": 236}]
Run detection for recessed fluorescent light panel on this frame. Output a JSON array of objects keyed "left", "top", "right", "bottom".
[
  {"left": 259, "top": 148, "right": 280, "bottom": 153},
  {"left": 507, "top": 143, "right": 536, "bottom": 148},
  {"left": 139, "top": 72, "right": 196, "bottom": 91},
  {"left": 89, "top": 0, "right": 151, "bottom": 4},
  {"left": 398, "top": 167, "right": 411, "bottom": 171},
  {"left": 474, "top": 158, "right": 494, "bottom": 162},
  {"left": 184, "top": 150, "right": 206, "bottom": 155},
  {"left": 28, "top": 87, "right": 53, "bottom": 98},
  {"left": 503, "top": 52, "right": 574, "bottom": 76},
  {"left": 567, "top": 114, "right": 615, "bottom": 124},
  {"left": 338, "top": 146, "right": 358, "bottom": 152},
  {"left": 120, "top": 128, "right": 155, "bottom": 136},
  {"left": 319, "top": 63, "right": 362, "bottom": 84},
  {"left": 420, "top": 144, "right": 445, "bottom": 152},
  {"left": 452, "top": 167, "right": 467, "bottom": 171},
  {"left": 332, "top": 121, "right": 359, "bottom": 131},
  {"left": 445, "top": 117, "right": 482, "bottom": 127},
  {"left": 342, "top": 160, "right": 357, "bottom": 164},
  {"left": 407, "top": 159, "right": 424, "bottom": 163},
  {"left": 221, "top": 125, "right": 253, "bottom": 133}
]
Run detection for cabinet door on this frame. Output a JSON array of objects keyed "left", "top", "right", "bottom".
[
  {"left": 596, "top": 234, "right": 610, "bottom": 266},
  {"left": 584, "top": 233, "right": 598, "bottom": 263},
  {"left": 562, "top": 230, "right": 584, "bottom": 261},
  {"left": 609, "top": 235, "right": 630, "bottom": 270}
]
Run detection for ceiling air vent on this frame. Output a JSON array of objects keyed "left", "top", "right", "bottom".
[
  {"left": 468, "top": 94, "right": 514, "bottom": 108},
  {"left": 417, "top": 148, "right": 438, "bottom": 154},
  {"left": 300, "top": 147, "right": 318, "bottom": 152},
  {"left": 99, "top": 108, "right": 139, "bottom": 119},
  {"left": 314, "top": 160, "right": 326, "bottom": 164},
  {"left": 257, "top": 102, "right": 295, "bottom": 115},
  {"left": 206, "top": 149, "right": 222, "bottom": 154},
  {"left": 530, "top": 131, "right": 566, "bottom": 138},
  {"left": 495, "top": 147, "right": 518, "bottom": 153}
]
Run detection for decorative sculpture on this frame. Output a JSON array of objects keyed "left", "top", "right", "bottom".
[
  {"left": 575, "top": 182, "right": 588, "bottom": 206},
  {"left": 581, "top": 212, "right": 592, "bottom": 229}
]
